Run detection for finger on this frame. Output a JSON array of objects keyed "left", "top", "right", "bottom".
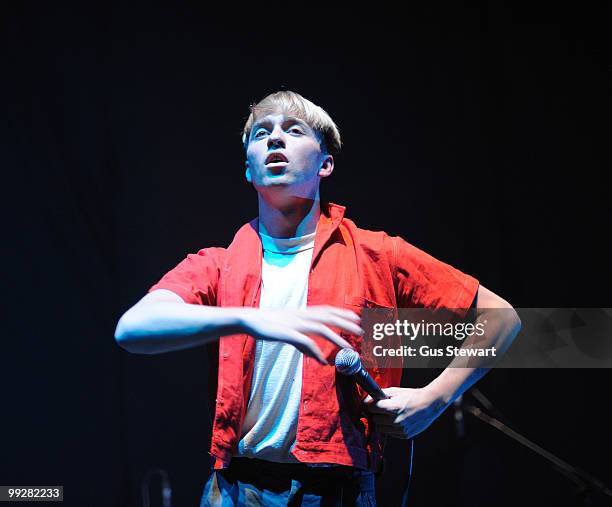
[
  {"left": 312, "top": 306, "right": 362, "bottom": 323},
  {"left": 364, "top": 400, "right": 397, "bottom": 414},
  {"left": 301, "top": 322, "right": 353, "bottom": 350},
  {"left": 363, "top": 394, "right": 392, "bottom": 406},
  {"left": 381, "top": 387, "right": 401, "bottom": 397},
  {"left": 393, "top": 413, "right": 412, "bottom": 425},
  {"left": 307, "top": 312, "right": 364, "bottom": 337},
  {"left": 393, "top": 415, "right": 405, "bottom": 425},
  {"left": 285, "top": 332, "right": 328, "bottom": 365}
]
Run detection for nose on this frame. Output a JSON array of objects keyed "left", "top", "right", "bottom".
[{"left": 267, "top": 125, "right": 285, "bottom": 148}]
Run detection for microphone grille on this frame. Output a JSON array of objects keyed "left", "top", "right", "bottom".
[{"left": 334, "top": 348, "right": 361, "bottom": 375}]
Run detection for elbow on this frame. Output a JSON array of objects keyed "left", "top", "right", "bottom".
[
  {"left": 491, "top": 293, "right": 521, "bottom": 334},
  {"left": 114, "top": 315, "right": 133, "bottom": 352},
  {"left": 114, "top": 312, "right": 148, "bottom": 354},
  {"left": 503, "top": 303, "right": 522, "bottom": 339},
  {"left": 477, "top": 286, "right": 521, "bottom": 344},
  {"left": 512, "top": 308, "right": 522, "bottom": 335},
  {"left": 483, "top": 295, "right": 521, "bottom": 337}
]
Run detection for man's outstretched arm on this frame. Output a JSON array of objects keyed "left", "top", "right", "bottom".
[
  {"left": 363, "top": 284, "right": 521, "bottom": 439},
  {"left": 115, "top": 289, "right": 360, "bottom": 364},
  {"left": 115, "top": 289, "right": 244, "bottom": 354}
]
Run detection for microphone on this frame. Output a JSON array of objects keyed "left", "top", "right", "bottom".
[{"left": 334, "top": 348, "right": 389, "bottom": 401}]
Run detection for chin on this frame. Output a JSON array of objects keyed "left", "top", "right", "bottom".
[{"left": 261, "top": 175, "right": 293, "bottom": 187}]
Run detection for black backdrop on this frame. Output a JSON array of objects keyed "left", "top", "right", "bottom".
[{"left": 4, "top": 3, "right": 611, "bottom": 506}]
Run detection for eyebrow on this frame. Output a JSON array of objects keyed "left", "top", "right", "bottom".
[{"left": 251, "top": 116, "right": 309, "bottom": 132}]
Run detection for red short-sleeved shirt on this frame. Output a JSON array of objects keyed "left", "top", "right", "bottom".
[{"left": 149, "top": 203, "right": 479, "bottom": 471}]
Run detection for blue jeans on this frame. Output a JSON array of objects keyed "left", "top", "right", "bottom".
[{"left": 200, "top": 457, "right": 377, "bottom": 506}]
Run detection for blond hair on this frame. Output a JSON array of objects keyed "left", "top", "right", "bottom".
[{"left": 242, "top": 91, "right": 342, "bottom": 156}]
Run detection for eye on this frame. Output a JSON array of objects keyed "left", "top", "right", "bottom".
[
  {"left": 288, "top": 127, "right": 304, "bottom": 135},
  {"left": 254, "top": 129, "right": 268, "bottom": 138}
]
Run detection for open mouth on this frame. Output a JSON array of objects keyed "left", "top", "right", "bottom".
[{"left": 265, "top": 152, "right": 289, "bottom": 164}]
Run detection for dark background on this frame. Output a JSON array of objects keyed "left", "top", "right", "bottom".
[{"left": 4, "top": 3, "right": 611, "bottom": 506}]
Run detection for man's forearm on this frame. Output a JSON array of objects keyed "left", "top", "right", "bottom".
[
  {"left": 426, "top": 306, "right": 522, "bottom": 405},
  {"left": 115, "top": 302, "right": 245, "bottom": 355}
]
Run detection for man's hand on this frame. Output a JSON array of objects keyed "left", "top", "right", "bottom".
[
  {"left": 238, "top": 305, "right": 362, "bottom": 365},
  {"left": 363, "top": 386, "right": 448, "bottom": 439}
]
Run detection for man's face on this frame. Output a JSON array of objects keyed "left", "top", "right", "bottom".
[{"left": 245, "top": 113, "right": 333, "bottom": 199}]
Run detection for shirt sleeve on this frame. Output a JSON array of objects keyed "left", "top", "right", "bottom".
[
  {"left": 389, "top": 235, "right": 479, "bottom": 317},
  {"left": 147, "top": 247, "right": 226, "bottom": 306}
]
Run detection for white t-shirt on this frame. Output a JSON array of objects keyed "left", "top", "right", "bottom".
[{"left": 235, "top": 230, "right": 315, "bottom": 463}]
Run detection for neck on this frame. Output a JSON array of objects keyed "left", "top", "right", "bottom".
[{"left": 257, "top": 193, "right": 321, "bottom": 238}]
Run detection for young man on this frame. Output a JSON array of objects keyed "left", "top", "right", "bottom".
[{"left": 115, "top": 91, "right": 521, "bottom": 506}]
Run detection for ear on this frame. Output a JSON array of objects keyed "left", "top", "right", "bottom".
[
  {"left": 245, "top": 161, "right": 252, "bottom": 183},
  {"left": 318, "top": 155, "right": 334, "bottom": 178}
]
